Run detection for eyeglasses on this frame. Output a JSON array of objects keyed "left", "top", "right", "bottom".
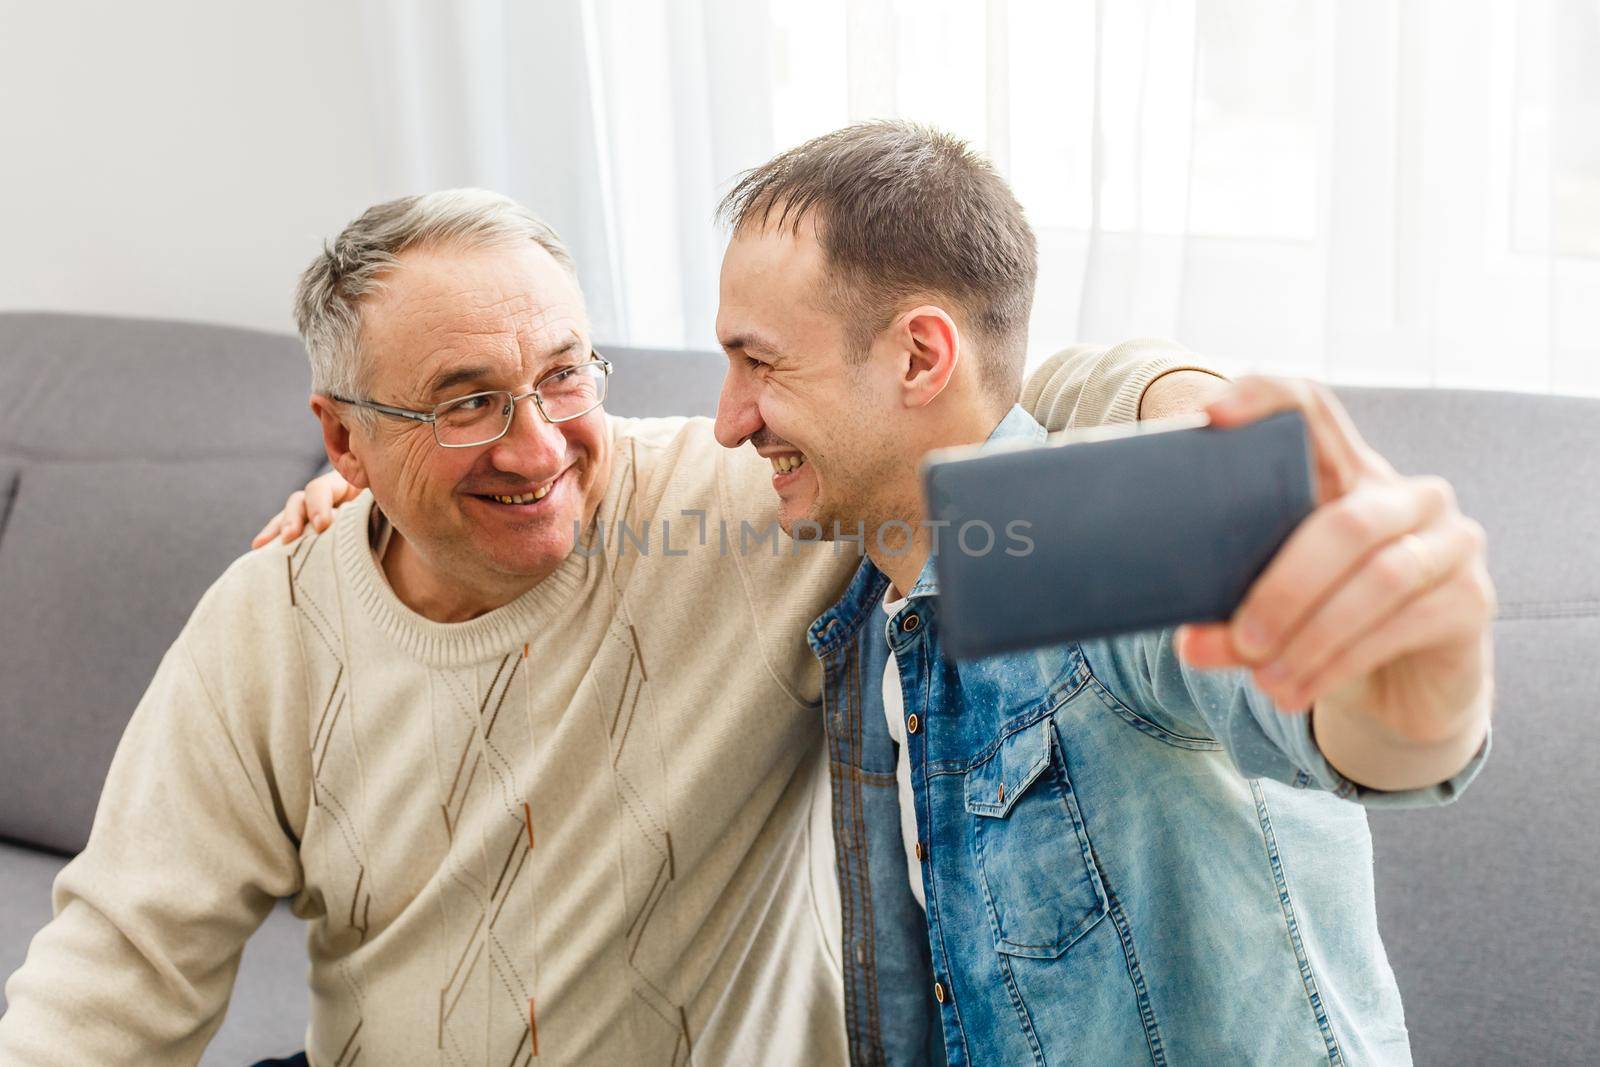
[{"left": 331, "top": 355, "right": 612, "bottom": 448}]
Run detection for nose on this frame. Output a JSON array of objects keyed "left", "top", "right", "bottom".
[
  {"left": 714, "top": 365, "right": 763, "bottom": 450},
  {"left": 485, "top": 393, "right": 566, "bottom": 474}
]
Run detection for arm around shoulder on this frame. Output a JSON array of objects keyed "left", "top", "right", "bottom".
[{"left": 1021, "top": 339, "right": 1230, "bottom": 430}]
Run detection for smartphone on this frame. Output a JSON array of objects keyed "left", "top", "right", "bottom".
[{"left": 921, "top": 411, "right": 1316, "bottom": 659}]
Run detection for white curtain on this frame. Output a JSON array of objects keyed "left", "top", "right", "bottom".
[{"left": 362, "top": 0, "right": 1600, "bottom": 395}]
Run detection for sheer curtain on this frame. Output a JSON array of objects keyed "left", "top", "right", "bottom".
[{"left": 362, "top": 0, "right": 1600, "bottom": 394}]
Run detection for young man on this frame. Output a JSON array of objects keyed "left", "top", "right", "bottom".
[{"left": 708, "top": 122, "right": 1494, "bottom": 1064}]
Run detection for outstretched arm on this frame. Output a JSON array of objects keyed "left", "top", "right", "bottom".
[{"left": 1029, "top": 347, "right": 1492, "bottom": 796}]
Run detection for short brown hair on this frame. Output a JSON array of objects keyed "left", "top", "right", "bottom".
[{"left": 717, "top": 121, "right": 1037, "bottom": 401}]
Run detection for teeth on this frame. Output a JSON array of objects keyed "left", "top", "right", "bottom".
[
  {"left": 491, "top": 483, "right": 553, "bottom": 505},
  {"left": 769, "top": 454, "right": 806, "bottom": 475}
]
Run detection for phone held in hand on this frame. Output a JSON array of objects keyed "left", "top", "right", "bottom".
[{"left": 921, "top": 411, "right": 1315, "bottom": 660}]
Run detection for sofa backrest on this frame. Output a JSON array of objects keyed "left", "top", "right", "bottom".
[
  {"left": 1336, "top": 386, "right": 1599, "bottom": 1065},
  {"left": 0, "top": 313, "right": 329, "bottom": 854}
]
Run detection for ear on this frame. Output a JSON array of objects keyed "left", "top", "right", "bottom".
[
  {"left": 895, "top": 305, "right": 961, "bottom": 408},
  {"left": 309, "top": 395, "right": 373, "bottom": 490}
]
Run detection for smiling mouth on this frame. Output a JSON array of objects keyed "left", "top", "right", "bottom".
[
  {"left": 769, "top": 454, "right": 807, "bottom": 475},
  {"left": 473, "top": 471, "right": 563, "bottom": 506},
  {"left": 488, "top": 485, "right": 552, "bottom": 505}
]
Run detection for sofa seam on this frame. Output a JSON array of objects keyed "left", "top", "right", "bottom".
[
  {"left": 1495, "top": 600, "right": 1600, "bottom": 620},
  {"left": 0, "top": 467, "right": 19, "bottom": 547}
]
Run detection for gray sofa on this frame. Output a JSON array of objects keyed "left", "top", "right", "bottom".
[{"left": 1, "top": 311, "right": 1595, "bottom": 1064}]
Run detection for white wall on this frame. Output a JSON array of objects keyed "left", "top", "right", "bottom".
[{"left": 0, "top": 2, "right": 401, "bottom": 335}]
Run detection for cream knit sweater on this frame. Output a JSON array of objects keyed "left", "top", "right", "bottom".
[{"left": 0, "top": 340, "right": 1216, "bottom": 1066}]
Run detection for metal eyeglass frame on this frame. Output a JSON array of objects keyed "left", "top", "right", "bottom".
[{"left": 330, "top": 355, "right": 613, "bottom": 448}]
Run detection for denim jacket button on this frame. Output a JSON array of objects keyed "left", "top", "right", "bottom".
[
  {"left": 906, "top": 713, "right": 920, "bottom": 735},
  {"left": 914, "top": 841, "right": 927, "bottom": 861},
  {"left": 934, "top": 981, "right": 947, "bottom": 1004},
  {"left": 901, "top": 612, "right": 921, "bottom": 633}
]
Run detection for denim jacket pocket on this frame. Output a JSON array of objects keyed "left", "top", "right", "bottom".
[{"left": 965, "top": 713, "right": 1109, "bottom": 958}]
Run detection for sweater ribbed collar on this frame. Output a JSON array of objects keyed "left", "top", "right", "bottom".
[{"left": 333, "top": 481, "right": 612, "bottom": 670}]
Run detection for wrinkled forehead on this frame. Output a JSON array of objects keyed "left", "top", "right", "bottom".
[{"left": 360, "top": 243, "right": 589, "bottom": 390}]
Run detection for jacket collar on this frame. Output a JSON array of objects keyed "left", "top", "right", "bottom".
[{"left": 807, "top": 404, "right": 1045, "bottom": 655}]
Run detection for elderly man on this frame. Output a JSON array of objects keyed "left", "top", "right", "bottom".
[{"left": 0, "top": 186, "right": 1210, "bottom": 1064}]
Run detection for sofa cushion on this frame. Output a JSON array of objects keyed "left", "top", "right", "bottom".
[{"left": 0, "top": 458, "right": 325, "bottom": 853}]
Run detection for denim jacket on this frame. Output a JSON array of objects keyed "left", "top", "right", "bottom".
[{"left": 806, "top": 406, "right": 1489, "bottom": 1066}]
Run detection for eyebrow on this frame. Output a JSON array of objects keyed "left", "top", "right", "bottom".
[
  {"left": 423, "top": 337, "right": 583, "bottom": 399},
  {"left": 425, "top": 365, "right": 495, "bottom": 399},
  {"left": 720, "top": 333, "right": 781, "bottom": 359}
]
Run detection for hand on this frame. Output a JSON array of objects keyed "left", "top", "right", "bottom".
[
  {"left": 1175, "top": 377, "right": 1495, "bottom": 785},
  {"left": 250, "top": 468, "right": 361, "bottom": 548}
]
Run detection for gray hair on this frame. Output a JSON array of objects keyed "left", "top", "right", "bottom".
[{"left": 294, "top": 189, "right": 579, "bottom": 419}]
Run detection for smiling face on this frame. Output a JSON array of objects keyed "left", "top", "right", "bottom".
[
  {"left": 714, "top": 223, "right": 916, "bottom": 539},
  {"left": 336, "top": 242, "right": 611, "bottom": 615}
]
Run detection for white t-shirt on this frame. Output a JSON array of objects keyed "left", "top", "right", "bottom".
[{"left": 882, "top": 588, "right": 927, "bottom": 911}]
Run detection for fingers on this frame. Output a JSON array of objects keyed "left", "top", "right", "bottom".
[
  {"left": 251, "top": 471, "right": 357, "bottom": 549},
  {"left": 1182, "top": 514, "right": 1494, "bottom": 717},
  {"left": 308, "top": 469, "right": 359, "bottom": 532},
  {"left": 1288, "top": 559, "right": 1496, "bottom": 716},
  {"left": 1205, "top": 376, "right": 1391, "bottom": 500},
  {"left": 1230, "top": 476, "right": 1457, "bottom": 662},
  {"left": 305, "top": 477, "right": 335, "bottom": 533},
  {"left": 1179, "top": 375, "right": 1495, "bottom": 737},
  {"left": 1176, "top": 475, "right": 1469, "bottom": 674},
  {"left": 1249, "top": 514, "right": 1488, "bottom": 709},
  {"left": 251, "top": 516, "right": 284, "bottom": 549},
  {"left": 278, "top": 490, "right": 307, "bottom": 544}
]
